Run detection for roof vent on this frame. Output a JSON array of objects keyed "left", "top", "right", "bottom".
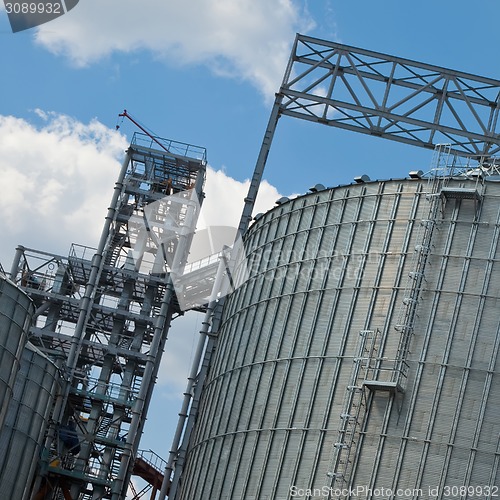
[
  {"left": 354, "top": 174, "right": 370, "bottom": 183},
  {"left": 409, "top": 170, "right": 424, "bottom": 179},
  {"left": 309, "top": 183, "right": 326, "bottom": 192},
  {"left": 275, "top": 197, "right": 289, "bottom": 205}
]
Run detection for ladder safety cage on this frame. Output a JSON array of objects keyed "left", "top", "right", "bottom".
[{"left": 327, "top": 329, "right": 383, "bottom": 493}]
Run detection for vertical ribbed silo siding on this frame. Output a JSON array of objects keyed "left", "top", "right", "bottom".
[
  {"left": 0, "top": 274, "right": 32, "bottom": 431},
  {"left": 0, "top": 342, "right": 60, "bottom": 500},
  {"left": 358, "top": 180, "right": 500, "bottom": 493},
  {"left": 178, "top": 178, "right": 500, "bottom": 499}
]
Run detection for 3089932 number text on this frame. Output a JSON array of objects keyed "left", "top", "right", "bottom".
[{"left": 4, "top": 2, "right": 61, "bottom": 14}]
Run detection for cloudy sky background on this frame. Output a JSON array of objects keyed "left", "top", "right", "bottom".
[{"left": 1, "top": 0, "right": 499, "bottom": 495}]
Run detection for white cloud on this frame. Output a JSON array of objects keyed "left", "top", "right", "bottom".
[
  {"left": 201, "top": 166, "right": 281, "bottom": 229},
  {"left": 0, "top": 112, "right": 127, "bottom": 267},
  {"left": 0, "top": 112, "right": 282, "bottom": 266},
  {"left": 0, "top": 111, "right": 284, "bottom": 390},
  {"left": 34, "top": 0, "right": 315, "bottom": 97}
]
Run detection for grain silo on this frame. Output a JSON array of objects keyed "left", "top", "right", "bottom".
[
  {"left": 0, "top": 270, "right": 32, "bottom": 430},
  {"left": 162, "top": 33, "right": 500, "bottom": 498},
  {"left": 0, "top": 342, "right": 60, "bottom": 500},
  {"left": 0, "top": 269, "right": 61, "bottom": 500},
  {"left": 174, "top": 157, "right": 500, "bottom": 498}
]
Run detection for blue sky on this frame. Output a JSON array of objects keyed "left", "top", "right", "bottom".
[{"left": 1, "top": 0, "right": 499, "bottom": 495}]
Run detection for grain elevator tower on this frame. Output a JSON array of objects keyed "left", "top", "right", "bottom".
[{"left": 9, "top": 130, "right": 207, "bottom": 499}]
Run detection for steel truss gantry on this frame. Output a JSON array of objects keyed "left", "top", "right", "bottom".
[
  {"left": 10, "top": 132, "right": 206, "bottom": 500},
  {"left": 281, "top": 34, "right": 500, "bottom": 157},
  {"left": 238, "top": 34, "right": 500, "bottom": 234}
]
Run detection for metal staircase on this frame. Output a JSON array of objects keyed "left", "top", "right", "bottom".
[
  {"left": 10, "top": 132, "right": 208, "bottom": 499},
  {"left": 327, "top": 147, "right": 489, "bottom": 496},
  {"left": 130, "top": 450, "right": 167, "bottom": 499}
]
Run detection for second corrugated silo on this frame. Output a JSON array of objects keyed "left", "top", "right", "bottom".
[
  {"left": 177, "top": 173, "right": 500, "bottom": 499},
  {"left": 0, "top": 341, "right": 60, "bottom": 500},
  {"left": 0, "top": 271, "right": 32, "bottom": 430}
]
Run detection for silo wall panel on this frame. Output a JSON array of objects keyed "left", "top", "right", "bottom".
[
  {"left": 0, "top": 275, "right": 32, "bottom": 430},
  {"left": 178, "top": 179, "right": 500, "bottom": 499},
  {"left": 0, "top": 342, "right": 59, "bottom": 500}
]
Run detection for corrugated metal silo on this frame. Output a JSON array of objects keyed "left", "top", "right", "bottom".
[
  {"left": 0, "top": 272, "right": 32, "bottom": 430},
  {"left": 0, "top": 341, "right": 60, "bottom": 500},
  {"left": 177, "top": 175, "right": 500, "bottom": 499}
]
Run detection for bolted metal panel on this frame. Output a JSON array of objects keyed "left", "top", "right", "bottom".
[{"left": 177, "top": 177, "right": 500, "bottom": 499}]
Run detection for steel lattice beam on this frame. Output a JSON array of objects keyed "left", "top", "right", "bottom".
[{"left": 279, "top": 34, "right": 500, "bottom": 157}]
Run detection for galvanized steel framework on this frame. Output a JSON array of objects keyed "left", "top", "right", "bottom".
[
  {"left": 9, "top": 133, "right": 206, "bottom": 499},
  {"left": 281, "top": 35, "right": 500, "bottom": 157},
  {"left": 4, "top": 34, "right": 500, "bottom": 499},
  {"left": 237, "top": 34, "right": 500, "bottom": 236},
  {"left": 167, "top": 35, "right": 500, "bottom": 498}
]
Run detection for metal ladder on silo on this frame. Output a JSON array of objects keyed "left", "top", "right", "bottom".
[
  {"left": 328, "top": 329, "right": 380, "bottom": 492},
  {"left": 392, "top": 144, "right": 451, "bottom": 390}
]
